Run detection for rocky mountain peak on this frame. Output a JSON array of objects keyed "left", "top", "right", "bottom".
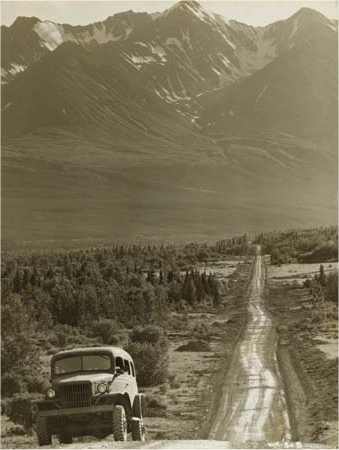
[{"left": 10, "top": 16, "right": 41, "bottom": 29}]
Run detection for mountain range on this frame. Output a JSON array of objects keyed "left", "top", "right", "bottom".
[{"left": 1, "top": 1, "right": 338, "bottom": 245}]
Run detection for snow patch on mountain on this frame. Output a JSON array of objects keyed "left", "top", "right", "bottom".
[
  {"left": 34, "top": 21, "right": 65, "bottom": 50},
  {"left": 289, "top": 18, "right": 299, "bottom": 40},
  {"left": 130, "top": 55, "right": 157, "bottom": 65},
  {"left": 165, "top": 37, "right": 185, "bottom": 53},
  {"left": 218, "top": 53, "right": 231, "bottom": 68},
  {"left": 8, "top": 63, "right": 27, "bottom": 75},
  {"left": 2, "top": 63, "right": 27, "bottom": 82},
  {"left": 218, "top": 31, "right": 236, "bottom": 49},
  {"left": 212, "top": 67, "right": 222, "bottom": 77},
  {"left": 255, "top": 84, "right": 268, "bottom": 104},
  {"left": 327, "top": 21, "right": 337, "bottom": 32},
  {"left": 149, "top": 44, "right": 167, "bottom": 63},
  {"left": 125, "top": 43, "right": 167, "bottom": 70},
  {"left": 185, "top": 3, "right": 211, "bottom": 24},
  {"left": 182, "top": 30, "right": 193, "bottom": 49},
  {"left": 33, "top": 19, "right": 133, "bottom": 51}
]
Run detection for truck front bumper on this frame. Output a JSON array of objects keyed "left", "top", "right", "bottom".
[{"left": 37, "top": 404, "right": 114, "bottom": 418}]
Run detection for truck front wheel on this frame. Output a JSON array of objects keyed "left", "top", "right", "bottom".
[
  {"left": 59, "top": 432, "right": 73, "bottom": 444},
  {"left": 113, "top": 405, "right": 128, "bottom": 441},
  {"left": 131, "top": 418, "right": 146, "bottom": 441},
  {"left": 36, "top": 416, "right": 52, "bottom": 446}
]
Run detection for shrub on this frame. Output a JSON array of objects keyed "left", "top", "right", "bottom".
[
  {"left": 52, "top": 324, "right": 81, "bottom": 347},
  {"left": 144, "top": 395, "right": 167, "bottom": 417},
  {"left": 1, "top": 294, "right": 41, "bottom": 394},
  {"left": 1, "top": 372, "right": 26, "bottom": 397},
  {"left": 126, "top": 341, "right": 168, "bottom": 387},
  {"left": 129, "top": 325, "right": 165, "bottom": 346},
  {"left": 303, "top": 279, "right": 312, "bottom": 288},
  {"left": 1, "top": 399, "right": 9, "bottom": 415},
  {"left": 176, "top": 340, "right": 211, "bottom": 352},
  {"left": 89, "top": 319, "right": 121, "bottom": 345},
  {"left": 127, "top": 325, "right": 169, "bottom": 386},
  {"left": 25, "top": 374, "right": 49, "bottom": 394},
  {"left": 50, "top": 324, "right": 97, "bottom": 349},
  {"left": 5, "top": 424, "right": 26, "bottom": 436},
  {"left": 6, "top": 393, "right": 42, "bottom": 431},
  {"left": 325, "top": 272, "right": 338, "bottom": 304},
  {"left": 192, "top": 322, "right": 210, "bottom": 340}
]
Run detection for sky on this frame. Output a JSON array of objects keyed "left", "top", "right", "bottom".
[{"left": 1, "top": 0, "right": 338, "bottom": 27}]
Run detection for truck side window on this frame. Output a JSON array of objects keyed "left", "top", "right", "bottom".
[
  {"left": 115, "top": 357, "right": 123, "bottom": 371},
  {"left": 123, "top": 359, "right": 130, "bottom": 374},
  {"left": 130, "top": 362, "right": 135, "bottom": 377}
]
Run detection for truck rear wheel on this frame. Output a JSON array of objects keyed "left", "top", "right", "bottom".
[
  {"left": 113, "top": 405, "right": 128, "bottom": 441},
  {"left": 131, "top": 418, "right": 146, "bottom": 441},
  {"left": 133, "top": 394, "right": 144, "bottom": 418},
  {"left": 36, "top": 416, "right": 52, "bottom": 446}
]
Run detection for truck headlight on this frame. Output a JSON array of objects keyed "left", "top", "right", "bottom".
[
  {"left": 97, "top": 383, "right": 108, "bottom": 394},
  {"left": 46, "top": 388, "right": 55, "bottom": 399}
]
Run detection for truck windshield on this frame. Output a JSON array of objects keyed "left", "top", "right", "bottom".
[{"left": 53, "top": 354, "right": 112, "bottom": 375}]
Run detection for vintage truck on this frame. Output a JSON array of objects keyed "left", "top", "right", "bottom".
[{"left": 32, "top": 346, "right": 145, "bottom": 445}]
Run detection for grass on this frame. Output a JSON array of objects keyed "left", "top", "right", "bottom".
[{"left": 270, "top": 262, "right": 338, "bottom": 284}]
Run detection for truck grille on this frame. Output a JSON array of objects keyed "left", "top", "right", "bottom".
[{"left": 58, "top": 383, "right": 92, "bottom": 408}]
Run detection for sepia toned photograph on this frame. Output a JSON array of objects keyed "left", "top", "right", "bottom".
[{"left": 1, "top": 0, "right": 338, "bottom": 448}]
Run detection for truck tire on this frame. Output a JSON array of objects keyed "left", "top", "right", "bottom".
[
  {"left": 36, "top": 416, "right": 52, "bottom": 446},
  {"left": 131, "top": 418, "right": 146, "bottom": 441},
  {"left": 113, "top": 405, "right": 128, "bottom": 441},
  {"left": 133, "top": 394, "right": 144, "bottom": 418},
  {"left": 59, "top": 432, "right": 73, "bottom": 444}
]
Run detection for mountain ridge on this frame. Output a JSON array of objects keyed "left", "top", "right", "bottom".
[{"left": 2, "top": 2, "right": 336, "bottom": 86}]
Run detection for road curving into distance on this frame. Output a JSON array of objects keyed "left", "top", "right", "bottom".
[{"left": 209, "top": 246, "right": 292, "bottom": 446}]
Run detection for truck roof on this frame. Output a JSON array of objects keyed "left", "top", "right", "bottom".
[{"left": 51, "top": 346, "right": 132, "bottom": 362}]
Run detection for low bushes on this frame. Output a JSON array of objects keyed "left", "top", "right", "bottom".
[
  {"left": 5, "top": 393, "right": 42, "bottom": 431},
  {"left": 88, "top": 319, "right": 123, "bottom": 345},
  {"left": 144, "top": 395, "right": 167, "bottom": 417},
  {"left": 126, "top": 325, "right": 169, "bottom": 387},
  {"left": 1, "top": 373, "right": 26, "bottom": 397},
  {"left": 176, "top": 340, "right": 211, "bottom": 352}
]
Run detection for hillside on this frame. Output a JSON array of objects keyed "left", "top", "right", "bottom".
[{"left": 199, "top": 8, "right": 338, "bottom": 142}]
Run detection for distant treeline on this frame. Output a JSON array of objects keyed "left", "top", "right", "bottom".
[
  {"left": 215, "top": 234, "right": 253, "bottom": 255},
  {"left": 254, "top": 226, "right": 338, "bottom": 265}
]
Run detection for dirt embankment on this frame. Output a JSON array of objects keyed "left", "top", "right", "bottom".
[{"left": 265, "top": 266, "right": 338, "bottom": 447}]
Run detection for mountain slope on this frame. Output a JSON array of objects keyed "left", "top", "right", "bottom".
[
  {"left": 199, "top": 8, "right": 338, "bottom": 143},
  {"left": 2, "top": 41, "right": 195, "bottom": 139}
]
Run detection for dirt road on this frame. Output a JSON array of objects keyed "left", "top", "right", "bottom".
[{"left": 209, "top": 249, "right": 292, "bottom": 446}]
